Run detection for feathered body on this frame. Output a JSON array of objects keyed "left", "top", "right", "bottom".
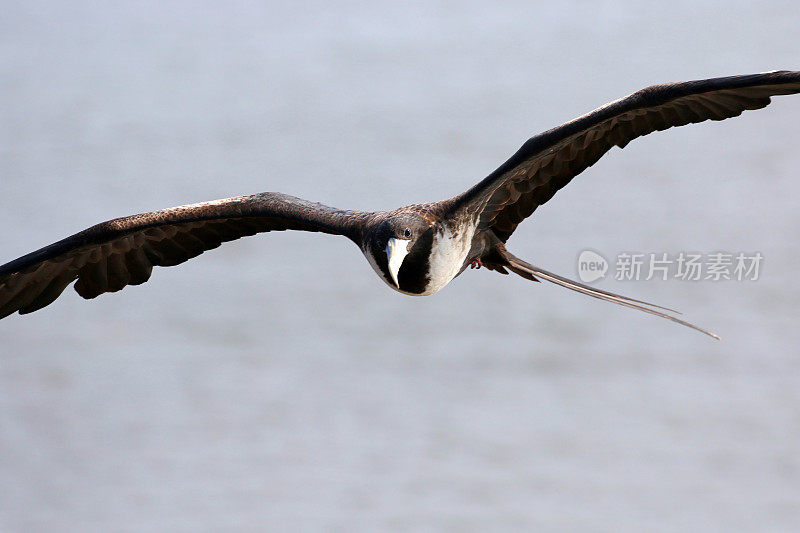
[{"left": 3, "top": 70, "right": 800, "bottom": 338}]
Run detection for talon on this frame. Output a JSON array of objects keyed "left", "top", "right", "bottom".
[{"left": 470, "top": 258, "right": 483, "bottom": 269}]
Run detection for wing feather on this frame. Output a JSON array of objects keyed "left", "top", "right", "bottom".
[
  {"left": 450, "top": 71, "right": 800, "bottom": 242},
  {"left": 0, "top": 192, "right": 366, "bottom": 318}
]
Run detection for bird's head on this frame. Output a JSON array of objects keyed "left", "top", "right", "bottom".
[{"left": 367, "top": 213, "right": 433, "bottom": 294}]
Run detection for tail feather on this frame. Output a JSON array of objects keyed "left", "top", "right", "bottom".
[{"left": 503, "top": 253, "right": 720, "bottom": 340}]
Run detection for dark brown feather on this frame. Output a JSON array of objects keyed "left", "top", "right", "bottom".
[
  {"left": 449, "top": 71, "right": 800, "bottom": 242},
  {"left": 0, "top": 192, "right": 368, "bottom": 318}
]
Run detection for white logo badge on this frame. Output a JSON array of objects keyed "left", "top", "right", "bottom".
[{"left": 577, "top": 250, "right": 608, "bottom": 283}]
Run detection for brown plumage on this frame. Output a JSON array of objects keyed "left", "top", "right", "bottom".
[
  {"left": 2, "top": 70, "right": 799, "bottom": 338},
  {"left": 451, "top": 71, "right": 800, "bottom": 242},
  {"left": 0, "top": 193, "right": 369, "bottom": 316}
]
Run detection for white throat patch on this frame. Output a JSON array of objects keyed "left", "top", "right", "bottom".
[{"left": 422, "top": 222, "right": 476, "bottom": 296}]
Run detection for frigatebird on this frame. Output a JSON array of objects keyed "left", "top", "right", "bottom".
[{"left": 2, "top": 71, "right": 799, "bottom": 338}]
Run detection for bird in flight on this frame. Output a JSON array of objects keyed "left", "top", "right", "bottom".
[{"left": 2, "top": 71, "right": 799, "bottom": 338}]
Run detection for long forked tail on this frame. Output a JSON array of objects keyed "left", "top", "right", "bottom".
[{"left": 502, "top": 252, "right": 720, "bottom": 340}]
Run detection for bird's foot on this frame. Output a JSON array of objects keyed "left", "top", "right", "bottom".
[{"left": 470, "top": 258, "right": 484, "bottom": 269}]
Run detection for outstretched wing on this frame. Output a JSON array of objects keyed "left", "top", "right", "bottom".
[
  {"left": 451, "top": 70, "right": 800, "bottom": 242},
  {"left": 0, "top": 192, "right": 365, "bottom": 319}
]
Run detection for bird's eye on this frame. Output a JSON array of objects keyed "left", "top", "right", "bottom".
[{"left": 403, "top": 228, "right": 412, "bottom": 238}]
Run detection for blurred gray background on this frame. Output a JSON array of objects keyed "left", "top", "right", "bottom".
[{"left": 1, "top": 1, "right": 799, "bottom": 531}]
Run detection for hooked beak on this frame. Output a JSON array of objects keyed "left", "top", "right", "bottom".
[{"left": 385, "top": 237, "right": 411, "bottom": 288}]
